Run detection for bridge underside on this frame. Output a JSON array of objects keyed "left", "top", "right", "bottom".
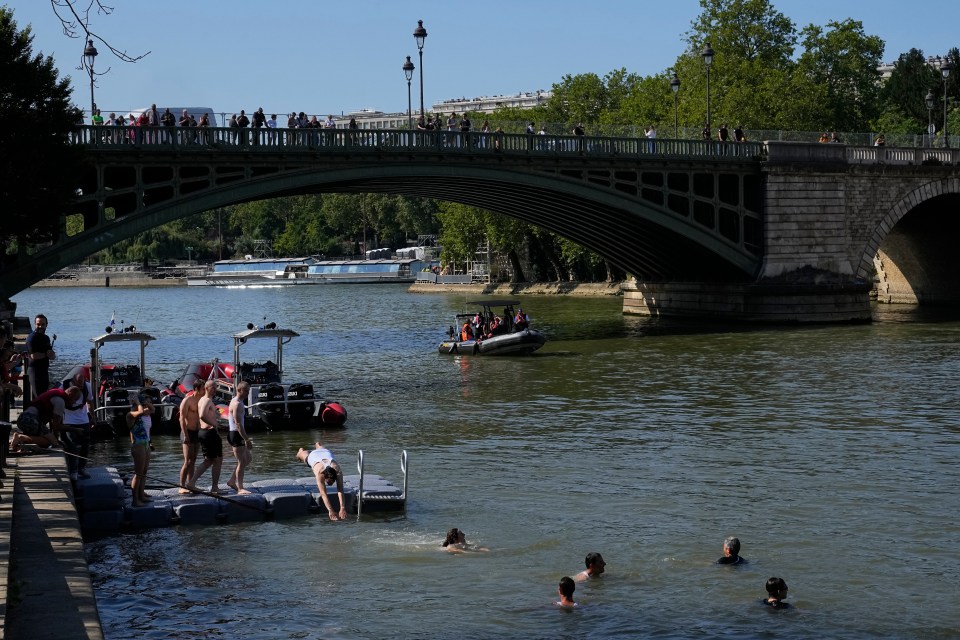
[{"left": 2, "top": 147, "right": 764, "bottom": 298}]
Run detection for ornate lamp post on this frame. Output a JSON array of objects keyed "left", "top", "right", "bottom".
[
  {"left": 413, "top": 20, "right": 428, "bottom": 117},
  {"left": 701, "top": 41, "right": 714, "bottom": 133},
  {"left": 940, "top": 57, "right": 954, "bottom": 147},
  {"left": 403, "top": 55, "right": 415, "bottom": 130},
  {"left": 926, "top": 89, "right": 936, "bottom": 146},
  {"left": 83, "top": 38, "right": 98, "bottom": 120},
  {"left": 670, "top": 71, "right": 681, "bottom": 139}
]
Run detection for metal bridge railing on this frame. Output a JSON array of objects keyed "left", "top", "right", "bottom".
[{"left": 68, "top": 125, "right": 766, "bottom": 161}]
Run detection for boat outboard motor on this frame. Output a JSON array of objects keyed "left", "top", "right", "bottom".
[
  {"left": 256, "top": 382, "right": 285, "bottom": 427},
  {"left": 286, "top": 383, "right": 315, "bottom": 424},
  {"left": 104, "top": 388, "right": 132, "bottom": 435}
]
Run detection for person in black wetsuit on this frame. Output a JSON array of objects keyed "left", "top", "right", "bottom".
[
  {"left": 763, "top": 577, "right": 791, "bottom": 609},
  {"left": 717, "top": 536, "right": 744, "bottom": 565}
]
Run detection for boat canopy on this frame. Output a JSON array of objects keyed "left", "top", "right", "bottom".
[
  {"left": 91, "top": 331, "right": 157, "bottom": 347},
  {"left": 232, "top": 327, "right": 300, "bottom": 341}
]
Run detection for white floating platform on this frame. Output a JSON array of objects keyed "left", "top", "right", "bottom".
[{"left": 75, "top": 466, "right": 406, "bottom": 535}]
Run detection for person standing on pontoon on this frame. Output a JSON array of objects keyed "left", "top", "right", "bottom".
[
  {"left": 226, "top": 381, "right": 253, "bottom": 494},
  {"left": 178, "top": 379, "right": 203, "bottom": 494},
  {"left": 190, "top": 380, "right": 223, "bottom": 493},
  {"left": 297, "top": 442, "right": 347, "bottom": 521}
]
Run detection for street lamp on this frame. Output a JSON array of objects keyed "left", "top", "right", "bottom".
[
  {"left": 701, "top": 41, "right": 714, "bottom": 133},
  {"left": 940, "top": 57, "right": 954, "bottom": 148},
  {"left": 670, "top": 71, "right": 681, "bottom": 139},
  {"left": 186, "top": 246, "right": 193, "bottom": 263},
  {"left": 83, "top": 38, "right": 98, "bottom": 121},
  {"left": 926, "top": 88, "right": 936, "bottom": 146},
  {"left": 413, "top": 20, "right": 428, "bottom": 117},
  {"left": 403, "top": 55, "right": 415, "bottom": 130}
]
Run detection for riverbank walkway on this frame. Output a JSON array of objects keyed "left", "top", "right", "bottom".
[{"left": 0, "top": 446, "right": 104, "bottom": 640}]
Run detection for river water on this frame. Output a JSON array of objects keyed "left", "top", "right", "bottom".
[{"left": 11, "top": 285, "right": 960, "bottom": 639}]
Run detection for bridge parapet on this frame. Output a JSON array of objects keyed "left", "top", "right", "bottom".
[
  {"left": 765, "top": 140, "right": 960, "bottom": 166},
  {"left": 69, "top": 125, "right": 766, "bottom": 161}
]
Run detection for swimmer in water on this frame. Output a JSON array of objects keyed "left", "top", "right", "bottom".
[
  {"left": 574, "top": 552, "right": 605, "bottom": 581},
  {"left": 555, "top": 576, "right": 577, "bottom": 608},
  {"left": 717, "top": 536, "right": 744, "bottom": 565},
  {"left": 441, "top": 527, "right": 488, "bottom": 553},
  {"left": 763, "top": 577, "right": 791, "bottom": 609}
]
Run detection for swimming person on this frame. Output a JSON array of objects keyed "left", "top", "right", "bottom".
[
  {"left": 574, "top": 552, "right": 606, "bottom": 581},
  {"left": 555, "top": 576, "right": 577, "bottom": 608},
  {"left": 296, "top": 442, "right": 347, "bottom": 521},
  {"left": 441, "top": 527, "right": 489, "bottom": 553},
  {"left": 717, "top": 536, "right": 744, "bottom": 565},
  {"left": 763, "top": 577, "right": 791, "bottom": 609}
]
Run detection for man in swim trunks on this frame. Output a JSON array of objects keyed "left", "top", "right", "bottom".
[
  {"left": 574, "top": 552, "right": 605, "bottom": 582},
  {"left": 178, "top": 379, "right": 204, "bottom": 493},
  {"left": 226, "top": 381, "right": 253, "bottom": 494},
  {"left": 296, "top": 442, "right": 347, "bottom": 521},
  {"left": 189, "top": 380, "right": 223, "bottom": 493}
]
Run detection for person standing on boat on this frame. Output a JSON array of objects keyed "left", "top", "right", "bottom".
[
  {"left": 190, "top": 380, "right": 223, "bottom": 493},
  {"left": 178, "top": 379, "right": 204, "bottom": 494},
  {"left": 296, "top": 442, "right": 347, "bottom": 521},
  {"left": 226, "top": 381, "right": 253, "bottom": 494}
]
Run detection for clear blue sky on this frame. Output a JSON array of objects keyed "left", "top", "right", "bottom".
[{"left": 6, "top": 0, "right": 958, "bottom": 118}]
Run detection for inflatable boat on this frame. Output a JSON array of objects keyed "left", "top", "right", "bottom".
[
  {"left": 165, "top": 323, "right": 346, "bottom": 430},
  {"left": 438, "top": 300, "right": 545, "bottom": 356}
]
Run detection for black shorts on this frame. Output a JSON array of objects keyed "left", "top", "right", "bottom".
[
  {"left": 197, "top": 428, "right": 222, "bottom": 460},
  {"left": 227, "top": 431, "right": 246, "bottom": 448},
  {"left": 181, "top": 429, "right": 200, "bottom": 445}
]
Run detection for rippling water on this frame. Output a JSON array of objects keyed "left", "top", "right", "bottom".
[{"left": 11, "top": 285, "right": 960, "bottom": 639}]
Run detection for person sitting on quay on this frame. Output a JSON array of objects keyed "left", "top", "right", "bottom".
[
  {"left": 762, "top": 577, "right": 791, "bottom": 609},
  {"left": 717, "top": 536, "right": 745, "bottom": 565},
  {"left": 11, "top": 386, "right": 82, "bottom": 452},
  {"left": 555, "top": 576, "right": 577, "bottom": 608},
  {"left": 441, "top": 527, "right": 489, "bottom": 553},
  {"left": 296, "top": 442, "right": 347, "bottom": 521},
  {"left": 574, "top": 552, "right": 606, "bottom": 582}
]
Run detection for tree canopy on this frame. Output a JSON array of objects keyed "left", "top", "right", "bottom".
[{"left": 0, "top": 6, "right": 84, "bottom": 256}]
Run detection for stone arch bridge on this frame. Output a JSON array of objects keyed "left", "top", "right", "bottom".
[{"left": 3, "top": 127, "right": 959, "bottom": 321}]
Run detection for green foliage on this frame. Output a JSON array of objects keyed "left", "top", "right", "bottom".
[{"left": 0, "top": 7, "right": 84, "bottom": 253}]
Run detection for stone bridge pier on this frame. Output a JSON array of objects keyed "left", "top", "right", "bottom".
[{"left": 624, "top": 142, "right": 960, "bottom": 322}]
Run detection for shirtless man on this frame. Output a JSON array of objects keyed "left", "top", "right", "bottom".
[
  {"left": 177, "top": 379, "right": 204, "bottom": 493},
  {"left": 189, "top": 380, "right": 223, "bottom": 493},
  {"left": 226, "top": 381, "right": 253, "bottom": 494},
  {"left": 574, "top": 552, "right": 606, "bottom": 582},
  {"left": 296, "top": 442, "right": 347, "bottom": 521}
]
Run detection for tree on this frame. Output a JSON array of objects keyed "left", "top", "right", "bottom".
[
  {"left": 878, "top": 49, "right": 941, "bottom": 128},
  {"left": 796, "top": 20, "right": 884, "bottom": 132},
  {"left": 0, "top": 7, "right": 84, "bottom": 256}
]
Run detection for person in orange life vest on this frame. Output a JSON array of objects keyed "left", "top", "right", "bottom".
[{"left": 460, "top": 323, "right": 473, "bottom": 342}]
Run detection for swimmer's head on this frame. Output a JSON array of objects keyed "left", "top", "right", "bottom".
[
  {"left": 723, "top": 536, "right": 741, "bottom": 557},
  {"left": 585, "top": 552, "right": 605, "bottom": 573},
  {"left": 442, "top": 528, "right": 462, "bottom": 547},
  {"left": 558, "top": 576, "right": 575, "bottom": 599},
  {"left": 765, "top": 577, "right": 788, "bottom": 600}
]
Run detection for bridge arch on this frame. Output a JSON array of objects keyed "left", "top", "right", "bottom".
[{"left": 865, "top": 177, "right": 960, "bottom": 304}]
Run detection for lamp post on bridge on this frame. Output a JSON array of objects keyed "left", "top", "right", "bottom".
[
  {"left": 403, "top": 55, "right": 415, "bottom": 131},
  {"left": 83, "top": 38, "right": 98, "bottom": 122},
  {"left": 926, "top": 89, "right": 936, "bottom": 147},
  {"left": 939, "top": 56, "right": 954, "bottom": 148},
  {"left": 413, "top": 20, "right": 428, "bottom": 118},
  {"left": 701, "top": 41, "right": 714, "bottom": 134},
  {"left": 670, "top": 71, "right": 681, "bottom": 139}
]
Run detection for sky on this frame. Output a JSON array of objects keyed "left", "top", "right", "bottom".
[{"left": 6, "top": 0, "right": 959, "bottom": 120}]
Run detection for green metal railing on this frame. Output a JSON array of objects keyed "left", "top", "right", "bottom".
[{"left": 69, "top": 125, "right": 766, "bottom": 160}]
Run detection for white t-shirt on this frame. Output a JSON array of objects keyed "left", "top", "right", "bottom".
[{"left": 63, "top": 381, "right": 93, "bottom": 425}]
